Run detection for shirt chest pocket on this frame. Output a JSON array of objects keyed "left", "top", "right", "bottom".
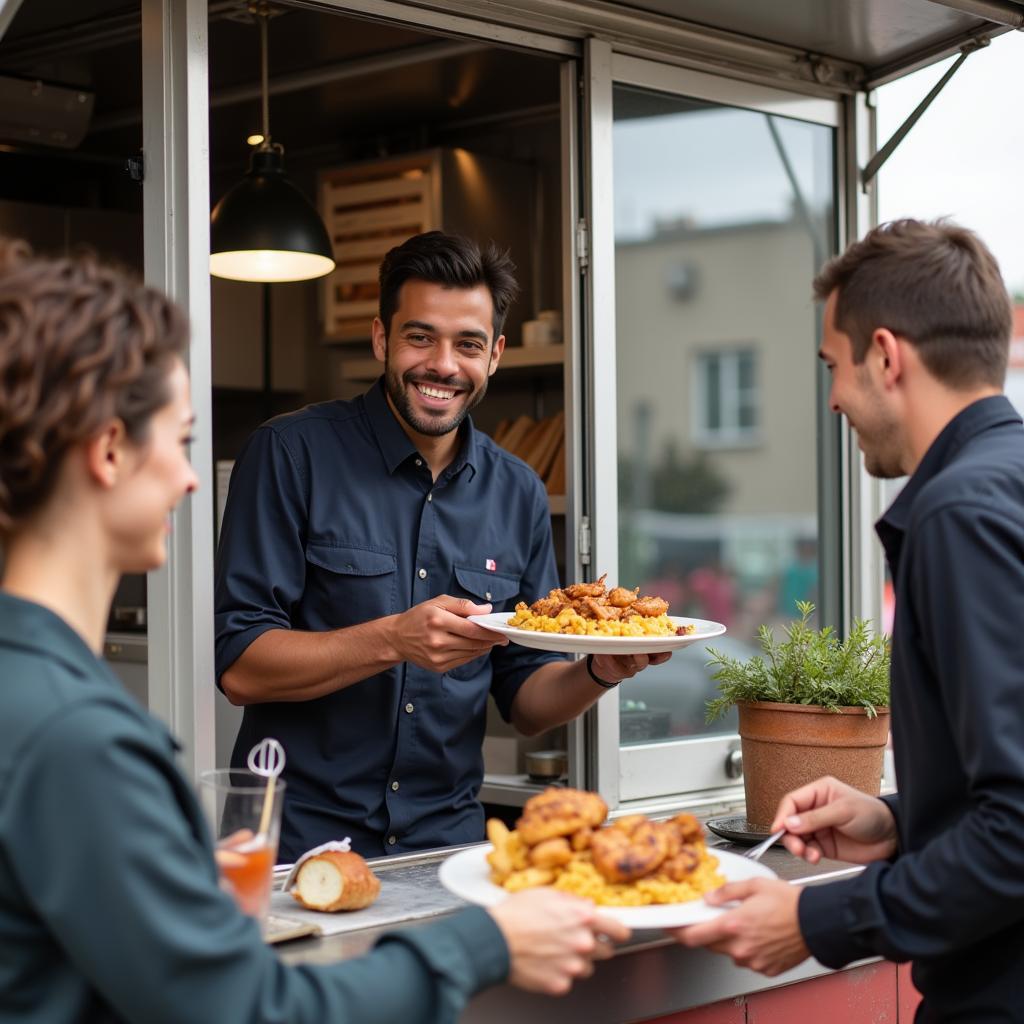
[
  {"left": 447, "top": 566, "right": 522, "bottom": 682},
  {"left": 452, "top": 565, "right": 522, "bottom": 609},
  {"left": 304, "top": 543, "right": 397, "bottom": 628}
]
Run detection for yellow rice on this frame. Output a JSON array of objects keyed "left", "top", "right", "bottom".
[
  {"left": 507, "top": 603, "right": 682, "bottom": 637},
  {"left": 494, "top": 847, "right": 725, "bottom": 907},
  {"left": 548, "top": 850, "right": 724, "bottom": 906}
]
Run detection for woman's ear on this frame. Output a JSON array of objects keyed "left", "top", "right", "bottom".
[{"left": 84, "top": 419, "right": 128, "bottom": 489}]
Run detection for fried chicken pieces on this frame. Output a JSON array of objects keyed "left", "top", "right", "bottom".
[
  {"left": 590, "top": 812, "right": 705, "bottom": 883},
  {"left": 487, "top": 787, "right": 706, "bottom": 890},
  {"left": 529, "top": 574, "right": 670, "bottom": 622},
  {"left": 515, "top": 788, "right": 608, "bottom": 846}
]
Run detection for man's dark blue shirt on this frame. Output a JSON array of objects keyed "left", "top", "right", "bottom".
[
  {"left": 799, "top": 396, "right": 1024, "bottom": 1022},
  {"left": 215, "top": 379, "right": 566, "bottom": 861}
]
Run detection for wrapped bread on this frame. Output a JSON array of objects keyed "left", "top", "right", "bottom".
[{"left": 291, "top": 850, "right": 380, "bottom": 912}]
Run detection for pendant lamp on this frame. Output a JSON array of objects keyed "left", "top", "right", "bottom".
[{"left": 210, "top": 6, "right": 335, "bottom": 282}]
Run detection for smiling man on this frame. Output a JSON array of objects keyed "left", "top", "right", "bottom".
[
  {"left": 214, "top": 232, "right": 667, "bottom": 861},
  {"left": 675, "top": 220, "right": 1024, "bottom": 1024}
]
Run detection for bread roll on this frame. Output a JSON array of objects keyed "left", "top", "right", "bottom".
[{"left": 291, "top": 850, "right": 380, "bottom": 912}]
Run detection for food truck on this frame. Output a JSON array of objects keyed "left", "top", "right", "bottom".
[{"left": 1, "top": 0, "right": 1020, "bottom": 1018}]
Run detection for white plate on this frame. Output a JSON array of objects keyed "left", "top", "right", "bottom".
[
  {"left": 468, "top": 613, "right": 726, "bottom": 655},
  {"left": 438, "top": 844, "right": 775, "bottom": 929}
]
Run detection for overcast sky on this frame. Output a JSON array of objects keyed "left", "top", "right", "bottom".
[
  {"left": 611, "top": 29, "right": 1023, "bottom": 295},
  {"left": 876, "top": 30, "right": 1024, "bottom": 296}
]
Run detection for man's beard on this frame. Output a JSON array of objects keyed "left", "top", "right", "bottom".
[
  {"left": 384, "top": 355, "right": 488, "bottom": 437},
  {"left": 850, "top": 370, "right": 904, "bottom": 479},
  {"left": 863, "top": 446, "right": 904, "bottom": 479},
  {"left": 855, "top": 411, "right": 904, "bottom": 479}
]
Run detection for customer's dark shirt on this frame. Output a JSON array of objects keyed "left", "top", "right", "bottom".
[
  {"left": 799, "top": 396, "right": 1024, "bottom": 1022},
  {"left": 215, "top": 379, "right": 566, "bottom": 861},
  {"left": 0, "top": 592, "right": 508, "bottom": 1024}
]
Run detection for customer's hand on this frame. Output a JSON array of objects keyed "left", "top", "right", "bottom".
[
  {"left": 771, "top": 775, "right": 898, "bottom": 865},
  {"left": 390, "top": 595, "right": 507, "bottom": 674},
  {"left": 672, "top": 878, "right": 808, "bottom": 976},
  {"left": 487, "top": 889, "right": 630, "bottom": 996}
]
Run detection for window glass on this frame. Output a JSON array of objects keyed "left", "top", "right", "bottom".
[{"left": 612, "top": 86, "right": 834, "bottom": 745}]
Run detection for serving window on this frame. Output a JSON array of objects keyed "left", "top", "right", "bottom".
[{"left": 581, "top": 50, "right": 842, "bottom": 807}]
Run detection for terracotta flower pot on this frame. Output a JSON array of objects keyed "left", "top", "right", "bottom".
[{"left": 738, "top": 700, "right": 890, "bottom": 827}]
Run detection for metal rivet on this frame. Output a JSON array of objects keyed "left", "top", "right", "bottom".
[
  {"left": 388, "top": 835, "right": 397, "bottom": 845},
  {"left": 485, "top": 591, "right": 492, "bottom": 601},
  {"left": 391, "top": 781, "right": 400, "bottom": 791},
  {"left": 427, "top": 493, "right": 432, "bottom": 502},
  {"left": 418, "top": 568, "right": 427, "bottom": 579},
  {"left": 415, "top": 459, "right": 422, "bottom": 467},
  {"left": 405, "top": 703, "right": 414, "bottom": 714}
]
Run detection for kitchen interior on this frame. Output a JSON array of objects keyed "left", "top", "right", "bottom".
[{"left": 0, "top": 0, "right": 571, "bottom": 796}]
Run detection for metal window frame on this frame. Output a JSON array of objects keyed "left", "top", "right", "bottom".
[
  {"left": 838, "top": 91, "right": 886, "bottom": 634},
  {"left": 289, "top": 0, "right": 863, "bottom": 93},
  {"left": 141, "top": 0, "right": 216, "bottom": 782},
  {"left": 583, "top": 47, "right": 851, "bottom": 807},
  {"left": 0, "top": 0, "right": 24, "bottom": 40}
]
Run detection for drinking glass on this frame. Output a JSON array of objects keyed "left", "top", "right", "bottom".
[{"left": 198, "top": 768, "right": 285, "bottom": 933}]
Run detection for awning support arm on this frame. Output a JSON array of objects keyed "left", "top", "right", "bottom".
[{"left": 861, "top": 41, "right": 984, "bottom": 188}]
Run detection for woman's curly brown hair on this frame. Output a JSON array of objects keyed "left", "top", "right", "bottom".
[{"left": 0, "top": 238, "right": 189, "bottom": 537}]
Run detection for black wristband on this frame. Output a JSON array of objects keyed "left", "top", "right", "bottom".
[{"left": 585, "top": 653, "right": 619, "bottom": 689}]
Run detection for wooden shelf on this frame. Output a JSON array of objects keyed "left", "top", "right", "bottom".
[
  {"left": 339, "top": 344, "right": 565, "bottom": 382},
  {"left": 500, "top": 344, "right": 565, "bottom": 369}
]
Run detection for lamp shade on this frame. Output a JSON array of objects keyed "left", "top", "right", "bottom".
[{"left": 210, "top": 148, "right": 335, "bottom": 282}]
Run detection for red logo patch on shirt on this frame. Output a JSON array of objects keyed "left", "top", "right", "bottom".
[{"left": 485, "top": 558, "right": 497, "bottom": 571}]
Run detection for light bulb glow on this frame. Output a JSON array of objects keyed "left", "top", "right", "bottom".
[
  {"left": 210, "top": 249, "right": 335, "bottom": 283},
  {"left": 247, "top": 133, "right": 265, "bottom": 146}
]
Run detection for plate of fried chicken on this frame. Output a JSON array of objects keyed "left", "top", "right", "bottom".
[
  {"left": 468, "top": 612, "right": 724, "bottom": 653},
  {"left": 439, "top": 787, "right": 775, "bottom": 929},
  {"left": 470, "top": 573, "right": 726, "bottom": 654}
]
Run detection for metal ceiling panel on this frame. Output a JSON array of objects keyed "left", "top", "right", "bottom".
[
  {"left": 612, "top": 0, "right": 1021, "bottom": 85},
  {"left": 401, "top": 0, "right": 1020, "bottom": 89}
]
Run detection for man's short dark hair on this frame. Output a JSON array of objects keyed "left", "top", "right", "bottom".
[
  {"left": 378, "top": 231, "right": 520, "bottom": 342},
  {"left": 813, "top": 219, "right": 1012, "bottom": 389}
]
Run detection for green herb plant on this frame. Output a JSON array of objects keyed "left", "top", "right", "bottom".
[{"left": 705, "top": 601, "right": 890, "bottom": 723}]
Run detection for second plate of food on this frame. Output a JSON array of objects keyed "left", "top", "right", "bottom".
[
  {"left": 439, "top": 844, "right": 774, "bottom": 929},
  {"left": 468, "top": 613, "right": 726, "bottom": 654}
]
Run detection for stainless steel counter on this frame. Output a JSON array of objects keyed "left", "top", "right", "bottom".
[{"left": 276, "top": 840, "right": 865, "bottom": 1022}]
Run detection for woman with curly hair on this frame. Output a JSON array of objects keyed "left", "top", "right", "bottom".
[{"left": 0, "top": 239, "right": 626, "bottom": 1024}]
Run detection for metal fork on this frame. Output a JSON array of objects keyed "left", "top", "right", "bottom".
[{"left": 744, "top": 828, "right": 786, "bottom": 861}]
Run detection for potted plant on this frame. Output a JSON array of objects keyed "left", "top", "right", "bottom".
[{"left": 706, "top": 601, "right": 890, "bottom": 827}]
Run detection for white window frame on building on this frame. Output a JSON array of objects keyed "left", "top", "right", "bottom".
[{"left": 692, "top": 347, "right": 761, "bottom": 448}]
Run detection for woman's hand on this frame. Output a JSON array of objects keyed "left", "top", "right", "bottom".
[
  {"left": 772, "top": 775, "right": 898, "bottom": 865},
  {"left": 487, "top": 889, "right": 630, "bottom": 995}
]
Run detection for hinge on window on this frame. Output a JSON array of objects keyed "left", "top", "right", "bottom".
[
  {"left": 578, "top": 515, "right": 591, "bottom": 566},
  {"left": 576, "top": 219, "right": 589, "bottom": 272},
  {"left": 125, "top": 152, "right": 144, "bottom": 183}
]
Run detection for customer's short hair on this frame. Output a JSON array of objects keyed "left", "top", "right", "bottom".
[
  {"left": 0, "top": 239, "right": 188, "bottom": 537},
  {"left": 813, "top": 219, "right": 1012, "bottom": 389},
  {"left": 378, "top": 231, "right": 520, "bottom": 342}
]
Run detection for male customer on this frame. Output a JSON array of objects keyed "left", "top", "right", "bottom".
[
  {"left": 216, "top": 231, "right": 666, "bottom": 861},
  {"left": 677, "top": 219, "right": 1024, "bottom": 1023}
]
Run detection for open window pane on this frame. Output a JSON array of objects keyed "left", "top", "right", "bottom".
[{"left": 612, "top": 86, "right": 834, "bottom": 750}]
